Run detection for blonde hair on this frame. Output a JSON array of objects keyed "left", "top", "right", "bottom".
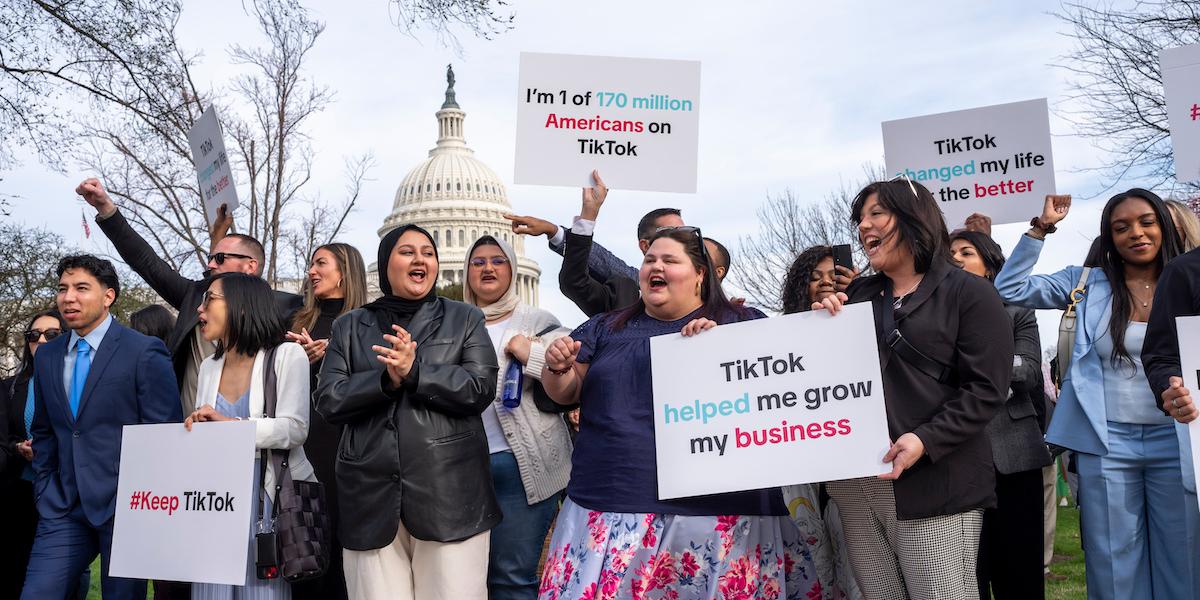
[
  {"left": 1167, "top": 200, "right": 1200, "bottom": 252},
  {"left": 291, "top": 243, "right": 368, "bottom": 333}
]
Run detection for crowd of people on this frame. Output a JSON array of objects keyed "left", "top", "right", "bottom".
[{"left": 1, "top": 170, "right": 1199, "bottom": 600}]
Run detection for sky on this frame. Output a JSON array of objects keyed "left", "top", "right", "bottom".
[{"left": 0, "top": 1, "right": 1156, "bottom": 350}]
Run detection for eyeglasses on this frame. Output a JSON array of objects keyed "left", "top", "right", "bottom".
[
  {"left": 24, "top": 328, "right": 62, "bottom": 344},
  {"left": 468, "top": 256, "right": 510, "bottom": 268},
  {"left": 207, "top": 252, "right": 254, "bottom": 265},
  {"left": 201, "top": 290, "right": 225, "bottom": 306},
  {"left": 887, "top": 172, "right": 920, "bottom": 200}
]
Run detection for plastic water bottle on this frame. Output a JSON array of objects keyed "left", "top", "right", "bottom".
[{"left": 501, "top": 359, "right": 524, "bottom": 408}]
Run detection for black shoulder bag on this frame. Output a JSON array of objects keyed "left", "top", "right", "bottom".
[
  {"left": 881, "top": 278, "right": 958, "bottom": 386},
  {"left": 255, "top": 345, "right": 331, "bottom": 582}
]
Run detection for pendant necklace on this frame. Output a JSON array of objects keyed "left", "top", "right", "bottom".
[{"left": 893, "top": 277, "right": 923, "bottom": 310}]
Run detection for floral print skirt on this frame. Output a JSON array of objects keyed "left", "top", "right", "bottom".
[{"left": 538, "top": 498, "right": 821, "bottom": 600}]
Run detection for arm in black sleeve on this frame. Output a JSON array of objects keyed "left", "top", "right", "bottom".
[
  {"left": 96, "top": 210, "right": 196, "bottom": 310},
  {"left": 1143, "top": 257, "right": 1200, "bottom": 413},
  {"left": 1009, "top": 307, "right": 1042, "bottom": 394},
  {"left": 559, "top": 230, "right": 624, "bottom": 317}
]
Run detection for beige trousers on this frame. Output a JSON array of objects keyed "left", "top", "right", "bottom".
[{"left": 343, "top": 521, "right": 490, "bottom": 600}]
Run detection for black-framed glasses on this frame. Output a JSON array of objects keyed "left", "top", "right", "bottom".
[
  {"left": 887, "top": 172, "right": 920, "bottom": 200},
  {"left": 207, "top": 252, "right": 254, "bottom": 265},
  {"left": 468, "top": 256, "right": 510, "bottom": 268},
  {"left": 201, "top": 290, "right": 225, "bottom": 306},
  {"left": 24, "top": 328, "right": 62, "bottom": 344}
]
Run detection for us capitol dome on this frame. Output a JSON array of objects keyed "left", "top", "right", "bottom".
[{"left": 377, "top": 65, "right": 542, "bottom": 305}]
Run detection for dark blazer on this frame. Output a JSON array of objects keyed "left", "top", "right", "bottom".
[
  {"left": 30, "top": 320, "right": 182, "bottom": 526},
  {"left": 96, "top": 210, "right": 302, "bottom": 383},
  {"left": 315, "top": 298, "right": 500, "bottom": 549},
  {"left": 559, "top": 231, "right": 640, "bottom": 317},
  {"left": 985, "top": 305, "right": 1053, "bottom": 474},
  {"left": 845, "top": 258, "right": 1011, "bottom": 520},
  {"left": 1, "top": 376, "right": 31, "bottom": 480}
]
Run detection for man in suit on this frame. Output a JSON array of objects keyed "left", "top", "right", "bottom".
[
  {"left": 75, "top": 178, "right": 302, "bottom": 418},
  {"left": 21, "top": 255, "right": 182, "bottom": 599}
]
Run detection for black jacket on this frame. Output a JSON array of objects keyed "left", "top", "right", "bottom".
[
  {"left": 845, "top": 258, "right": 1011, "bottom": 520},
  {"left": 559, "top": 231, "right": 640, "bottom": 317},
  {"left": 96, "top": 210, "right": 302, "bottom": 384},
  {"left": 985, "top": 305, "right": 1053, "bottom": 474},
  {"left": 1143, "top": 247, "right": 1200, "bottom": 412},
  {"left": 0, "top": 376, "right": 31, "bottom": 480},
  {"left": 315, "top": 298, "right": 500, "bottom": 549}
]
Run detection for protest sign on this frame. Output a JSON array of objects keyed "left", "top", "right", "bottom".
[
  {"left": 1162, "top": 44, "right": 1200, "bottom": 183},
  {"left": 188, "top": 106, "right": 240, "bottom": 225},
  {"left": 514, "top": 52, "right": 701, "bottom": 193},
  {"left": 882, "top": 98, "right": 1055, "bottom": 229},
  {"left": 110, "top": 421, "right": 256, "bottom": 585},
  {"left": 650, "top": 303, "right": 891, "bottom": 499},
  {"left": 1174, "top": 315, "right": 1200, "bottom": 507}
]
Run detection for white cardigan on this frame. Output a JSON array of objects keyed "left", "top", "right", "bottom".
[{"left": 195, "top": 342, "right": 316, "bottom": 500}]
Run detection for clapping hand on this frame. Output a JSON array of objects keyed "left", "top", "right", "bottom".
[
  {"left": 286, "top": 328, "right": 328, "bottom": 364},
  {"left": 374, "top": 324, "right": 417, "bottom": 388}
]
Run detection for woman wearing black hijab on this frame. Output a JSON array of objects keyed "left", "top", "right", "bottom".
[{"left": 315, "top": 225, "right": 500, "bottom": 600}]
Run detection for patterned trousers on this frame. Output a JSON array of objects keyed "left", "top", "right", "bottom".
[{"left": 826, "top": 477, "right": 983, "bottom": 600}]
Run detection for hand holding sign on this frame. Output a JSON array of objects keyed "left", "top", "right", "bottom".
[{"left": 1164, "top": 376, "right": 1198, "bottom": 424}]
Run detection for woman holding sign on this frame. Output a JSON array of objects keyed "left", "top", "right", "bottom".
[
  {"left": 538, "top": 228, "right": 819, "bottom": 600},
  {"left": 817, "top": 177, "right": 1013, "bottom": 600},
  {"left": 995, "top": 191, "right": 1192, "bottom": 600}
]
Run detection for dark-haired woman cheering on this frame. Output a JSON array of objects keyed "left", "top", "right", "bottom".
[
  {"left": 316, "top": 225, "right": 499, "bottom": 600},
  {"left": 996, "top": 191, "right": 1192, "bottom": 600},
  {"left": 951, "top": 230, "right": 1052, "bottom": 599},
  {"left": 537, "top": 227, "right": 819, "bottom": 600},
  {"left": 818, "top": 178, "right": 1012, "bottom": 599},
  {"left": 186, "top": 273, "right": 316, "bottom": 600}
]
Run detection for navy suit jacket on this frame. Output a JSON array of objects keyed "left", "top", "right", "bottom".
[{"left": 30, "top": 319, "right": 182, "bottom": 526}]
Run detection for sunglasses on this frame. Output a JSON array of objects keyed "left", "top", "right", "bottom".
[
  {"left": 207, "top": 252, "right": 253, "bottom": 265},
  {"left": 887, "top": 172, "right": 920, "bottom": 200},
  {"left": 24, "top": 328, "right": 63, "bottom": 344},
  {"left": 201, "top": 290, "right": 225, "bottom": 306},
  {"left": 651, "top": 226, "right": 712, "bottom": 265},
  {"left": 469, "top": 256, "right": 510, "bottom": 268}
]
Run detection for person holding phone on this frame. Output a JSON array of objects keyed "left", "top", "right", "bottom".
[{"left": 996, "top": 191, "right": 1193, "bottom": 600}]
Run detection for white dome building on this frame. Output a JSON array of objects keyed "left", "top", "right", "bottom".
[{"left": 378, "top": 66, "right": 541, "bottom": 305}]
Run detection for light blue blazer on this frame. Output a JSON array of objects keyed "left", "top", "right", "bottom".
[{"left": 995, "top": 235, "right": 1114, "bottom": 456}]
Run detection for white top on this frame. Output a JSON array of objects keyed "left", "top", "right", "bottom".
[{"left": 482, "top": 319, "right": 512, "bottom": 454}]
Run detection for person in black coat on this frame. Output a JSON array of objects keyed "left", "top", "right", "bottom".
[
  {"left": 0, "top": 309, "right": 67, "bottom": 599},
  {"left": 951, "top": 229, "right": 1052, "bottom": 599},
  {"left": 315, "top": 224, "right": 499, "bottom": 600},
  {"left": 817, "top": 178, "right": 1011, "bottom": 600}
]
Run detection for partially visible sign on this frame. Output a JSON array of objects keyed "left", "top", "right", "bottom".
[
  {"left": 110, "top": 421, "right": 256, "bottom": 585},
  {"left": 1163, "top": 44, "right": 1200, "bottom": 183},
  {"left": 188, "top": 106, "right": 240, "bottom": 224},
  {"left": 1174, "top": 315, "right": 1200, "bottom": 507}
]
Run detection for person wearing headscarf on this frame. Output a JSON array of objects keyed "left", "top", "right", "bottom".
[
  {"left": 315, "top": 225, "right": 500, "bottom": 600},
  {"left": 462, "top": 234, "right": 573, "bottom": 600}
]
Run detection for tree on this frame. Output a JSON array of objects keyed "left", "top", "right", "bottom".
[
  {"left": 437, "top": 282, "right": 464, "bottom": 301},
  {"left": 388, "top": 0, "right": 514, "bottom": 50},
  {"left": 1054, "top": 1, "right": 1200, "bottom": 192},
  {"left": 732, "top": 166, "right": 882, "bottom": 312}
]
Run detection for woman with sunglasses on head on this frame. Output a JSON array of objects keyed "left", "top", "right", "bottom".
[
  {"left": 185, "top": 273, "right": 315, "bottom": 600},
  {"left": 315, "top": 225, "right": 499, "bottom": 600},
  {"left": 284, "top": 243, "right": 368, "bottom": 600},
  {"left": 538, "top": 227, "right": 820, "bottom": 600},
  {"left": 461, "top": 234, "right": 572, "bottom": 600},
  {"left": 0, "top": 309, "right": 68, "bottom": 597},
  {"left": 950, "top": 230, "right": 1052, "bottom": 599},
  {"left": 815, "top": 178, "right": 1013, "bottom": 600},
  {"left": 995, "top": 191, "right": 1192, "bottom": 600}
]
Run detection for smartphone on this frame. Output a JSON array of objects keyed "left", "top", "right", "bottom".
[{"left": 832, "top": 244, "right": 854, "bottom": 271}]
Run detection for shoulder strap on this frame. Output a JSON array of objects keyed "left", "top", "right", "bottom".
[
  {"left": 257, "top": 345, "right": 283, "bottom": 525},
  {"left": 881, "top": 278, "right": 957, "bottom": 386},
  {"left": 534, "top": 324, "right": 559, "bottom": 337}
]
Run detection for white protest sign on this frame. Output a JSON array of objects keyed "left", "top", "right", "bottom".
[
  {"left": 651, "top": 303, "right": 892, "bottom": 499},
  {"left": 882, "top": 98, "right": 1055, "bottom": 229},
  {"left": 1163, "top": 44, "right": 1200, "bottom": 183},
  {"left": 188, "top": 106, "right": 239, "bottom": 224},
  {"left": 1174, "top": 316, "right": 1200, "bottom": 502},
  {"left": 514, "top": 52, "right": 701, "bottom": 193},
  {"left": 110, "top": 421, "right": 256, "bottom": 585}
]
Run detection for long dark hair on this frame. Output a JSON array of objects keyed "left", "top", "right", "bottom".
[
  {"left": 130, "top": 305, "right": 175, "bottom": 343},
  {"left": 781, "top": 245, "right": 832, "bottom": 314},
  {"left": 16, "top": 308, "right": 66, "bottom": 382},
  {"left": 850, "top": 179, "right": 951, "bottom": 273},
  {"left": 1096, "top": 188, "right": 1183, "bottom": 369},
  {"left": 949, "top": 231, "right": 1006, "bottom": 282},
  {"left": 210, "top": 273, "right": 285, "bottom": 359},
  {"left": 610, "top": 227, "right": 744, "bottom": 331}
]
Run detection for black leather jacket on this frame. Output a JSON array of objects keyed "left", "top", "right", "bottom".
[{"left": 315, "top": 298, "right": 500, "bottom": 549}]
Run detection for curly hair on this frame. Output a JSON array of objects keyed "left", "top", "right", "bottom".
[{"left": 781, "top": 245, "right": 833, "bottom": 314}]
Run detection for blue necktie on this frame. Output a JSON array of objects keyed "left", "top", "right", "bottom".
[
  {"left": 23, "top": 379, "right": 35, "bottom": 435},
  {"left": 69, "top": 339, "right": 92, "bottom": 418}
]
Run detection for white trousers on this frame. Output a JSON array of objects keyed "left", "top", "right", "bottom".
[{"left": 343, "top": 521, "right": 489, "bottom": 600}]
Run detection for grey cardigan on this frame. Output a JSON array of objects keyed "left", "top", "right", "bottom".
[{"left": 491, "top": 303, "right": 573, "bottom": 504}]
